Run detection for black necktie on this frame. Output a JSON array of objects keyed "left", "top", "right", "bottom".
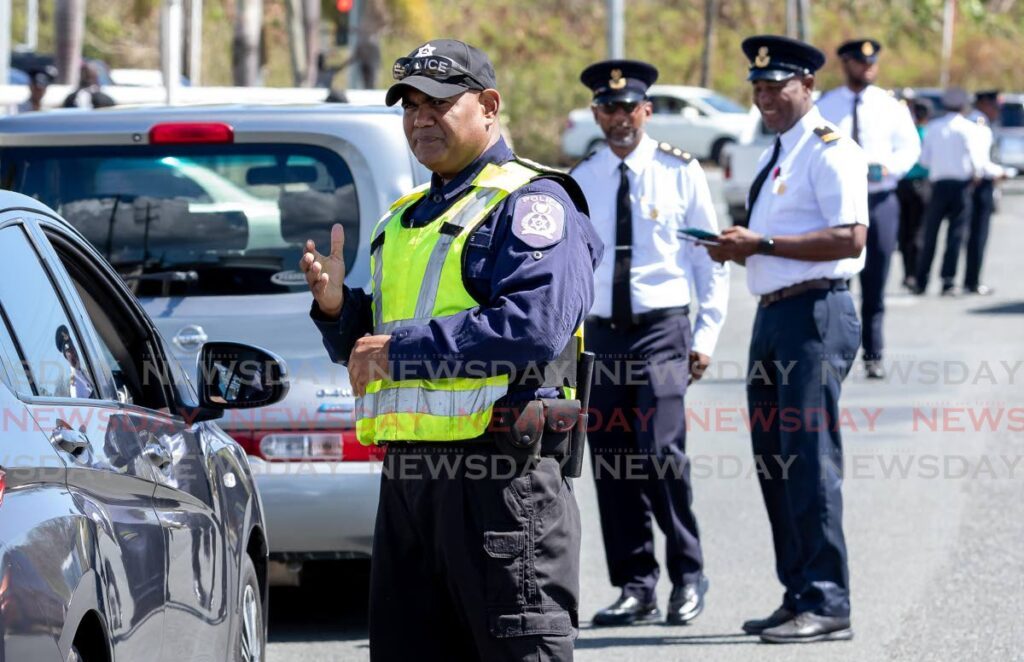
[
  {"left": 747, "top": 137, "right": 781, "bottom": 214},
  {"left": 852, "top": 94, "right": 861, "bottom": 144},
  {"left": 612, "top": 161, "right": 633, "bottom": 325}
]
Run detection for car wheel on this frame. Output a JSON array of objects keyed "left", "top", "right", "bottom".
[
  {"left": 67, "top": 645, "right": 83, "bottom": 662},
  {"left": 711, "top": 137, "right": 735, "bottom": 166},
  {"left": 236, "top": 555, "right": 265, "bottom": 662}
]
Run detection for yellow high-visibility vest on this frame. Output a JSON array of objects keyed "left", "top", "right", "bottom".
[{"left": 356, "top": 159, "right": 581, "bottom": 444}]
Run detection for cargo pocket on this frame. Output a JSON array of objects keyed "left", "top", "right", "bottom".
[{"left": 483, "top": 529, "right": 527, "bottom": 611}]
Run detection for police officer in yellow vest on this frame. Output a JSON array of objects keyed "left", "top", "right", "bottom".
[{"left": 301, "top": 40, "right": 602, "bottom": 660}]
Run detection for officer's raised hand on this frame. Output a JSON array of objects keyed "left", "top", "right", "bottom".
[
  {"left": 706, "top": 225, "right": 761, "bottom": 264},
  {"left": 299, "top": 223, "right": 345, "bottom": 318}
]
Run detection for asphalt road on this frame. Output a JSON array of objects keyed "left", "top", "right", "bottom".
[{"left": 266, "top": 175, "right": 1024, "bottom": 661}]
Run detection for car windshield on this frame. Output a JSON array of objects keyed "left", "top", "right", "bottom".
[
  {"left": 701, "top": 93, "right": 745, "bottom": 114},
  {"left": 0, "top": 144, "right": 359, "bottom": 297},
  {"left": 1001, "top": 102, "right": 1024, "bottom": 128}
]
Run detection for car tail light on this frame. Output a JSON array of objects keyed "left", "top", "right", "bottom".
[
  {"left": 231, "top": 430, "right": 384, "bottom": 462},
  {"left": 0, "top": 468, "right": 6, "bottom": 507},
  {"left": 149, "top": 122, "right": 234, "bottom": 145}
]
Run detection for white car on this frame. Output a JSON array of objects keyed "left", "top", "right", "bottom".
[{"left": 561, "top": 85, "right": 748, "bottom": 163}]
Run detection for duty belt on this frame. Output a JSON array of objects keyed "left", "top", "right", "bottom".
[{"left": 759, "top": 278, "right": 848, "bottom": 307}]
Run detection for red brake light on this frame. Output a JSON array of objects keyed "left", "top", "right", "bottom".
[
  {"left": 149, "top": 122, "right": 234, "bottom": 145},
  {"left": 229, "top": 430, "right": 384, "bottom": 462}
]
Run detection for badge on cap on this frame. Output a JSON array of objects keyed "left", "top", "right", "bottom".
[
  {"left": 861, "top": 41, "right": 875, "bottom": 57},
  {"left": 416, "top": 43, "right": 436, "bottom": 57},
  {"left": 755, "top": 47, "right": 771, "bottom": 68},
  {"left": 609, "top": 69, "right": 626, "bottom": 90},
  {"left": 512, "top": 195, "right": 565, "bottom": 249}
]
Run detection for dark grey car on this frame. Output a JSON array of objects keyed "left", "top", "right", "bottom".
[{"left": 0, "top": 190, "right": 285, "bottom": 661}]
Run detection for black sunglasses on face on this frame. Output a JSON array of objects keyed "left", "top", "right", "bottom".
[
  {"left": 392, "top": 55, "right": 486, "bottom": 89},
  {"left": 595, "top": 101, "right": 642, "bottom": 115}
]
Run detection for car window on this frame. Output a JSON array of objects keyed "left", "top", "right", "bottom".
[
  {"left": 1, "top": 143, "right": 359, "bottom": 297},
  {"left": 650, "top": 95, "right": 689, "bottom": 115},
  {"left": 701, "top": 93, "right": 746, "bottom": 114},
  {"left": 1001, "top": 102, "right": 1023, "bottom": 128},
  {"left": 0, "top": 224, "right": 98, "bottom": 399},
  {"left": 0, "top": 314, "right": 33, "bottom": 393}
]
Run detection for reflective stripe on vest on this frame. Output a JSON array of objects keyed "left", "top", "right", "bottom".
[{"left": 356, "top": 160, "right": 541, "bottom": 444}]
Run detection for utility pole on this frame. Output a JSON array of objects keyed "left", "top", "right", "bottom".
[
  {"left": 346, "top": 0, "right": 362, "bottom": 88},
  {"left": 700, "top": 0, "right": 716, "bottom": 88},
  {"left": 796, "top": 0, "right": 810, "bottom": 42},
  {"left": 54, "top": 0, "right": 85, "bottom": 85},
  {"left": 940, "top": 0, "right": 955, "bottom": 87},
  {"left": 785, "top": 0, "right": 798, "bottom": 38},
  {"left": 161, "top": 0, "right": 183, "bottom": 104},
  {"left": 607, "top": 0, "right": 624, "bottom": 59},
  {"left": 188, "top": 0, "right": 202, "bottom": 86}
]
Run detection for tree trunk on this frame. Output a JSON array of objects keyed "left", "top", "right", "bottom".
[
  {"left": 301, "top": 0, "right": 320, "bottom": 87},
  {"left": 700, "top": 0, "right": 716, "bottom": 88},
  {"left": 232, "top": 0, "right": 262, "bottom": 86},
  {"left": 285, "top": 0, "right": 306, "bottom": 86},
  {"left": 54, "top": 0, "right": 86, "bottom": 86},
  {"left": 796, "top": 0, "right": 811, "bottom": 42}
]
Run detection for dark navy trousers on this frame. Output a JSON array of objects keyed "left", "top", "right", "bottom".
[
  {"left": 965, "top": 178, "right": 995, "bottom": 290},
  {"left": 747, "top": 287, "right": 860, "bottom": 618},
  {"left": 860, "top": 189, "right": 900, "bottom": 361},
  {"left": 915, "top": 179, "right": 973, "bottom": 291},
  {"left": 586, "top": 313, "right": 700, "bottom": 602}
]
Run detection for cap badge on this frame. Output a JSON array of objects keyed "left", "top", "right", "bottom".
[
  {"left": 416, "top": 43, "right": 436, "bottom": 57},
  {"left": 754, "top": 47, "right": 771, "bottom": 68},
  {"left": 861, "top": 42, "right": 875, "bottom": 56},
  {"left": 609, "top": 68, "right": 627, "bottom": 90}
]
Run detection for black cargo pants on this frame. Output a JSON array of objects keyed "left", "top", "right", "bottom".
[{"left": 368, "top": 442, "right": 581, "bottom": 661}]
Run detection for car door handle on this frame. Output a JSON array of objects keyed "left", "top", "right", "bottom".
[
  {"left": 51, "top": 428, "right": 90, "bottom": 455},
  {"left": 144, "top": 443, "right": 173, "bottom": 470}
]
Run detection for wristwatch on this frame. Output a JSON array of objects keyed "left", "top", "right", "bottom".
[{"left": 757, "top": 236, "right": 776, "bottom": 255}]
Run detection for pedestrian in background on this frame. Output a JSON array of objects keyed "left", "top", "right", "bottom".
[
  {"left": 571, "top": 59, "right": 728, "bottom": 628},
  {"left": 62, "top": 62, "right": 115, "bottom": 109},
  {"left": 913, "top": 87, "right": 982, "bottom": 296},
  {"left": 708, "top": 34, "right": 866, "bottom": 644},
  {"left": 817, "top": 39, "right": 920, "bottom": 380},
  {"left": 16, "top": 69, "right": 54, "bottom": 113},
  {"left": 896, "top": 98, "right": 933, "bottom": 290},
  {"left": 962, "top": 90, "right": 1019, "bottom": 295}
]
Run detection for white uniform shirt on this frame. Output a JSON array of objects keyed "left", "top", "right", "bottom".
[
  {"left": 572, "top": 133, "right": 729, "bottom": 356},
  {"left": 966, "top": 110, "right": 1013, "bottom": 179},
  {"left": 745, "top": 106, "right": 869, "bottom": 296},
  {"left": 919, "top": 112, "right": 983, "bottom": 182},
  {"left": 816, "top": 85, "right": 921, "bottom": 193}
]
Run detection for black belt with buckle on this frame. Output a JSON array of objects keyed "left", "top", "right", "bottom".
[
  {"left": 758, "top": 278, "right": 848, "bottom": 307},
  {"left": 586, "top": 305, "right": 690, "bottom": 331}
]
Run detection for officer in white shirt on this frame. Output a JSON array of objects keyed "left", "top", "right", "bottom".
[
  {"left": 914, "top": 87, "right": 984, "bottom": 295},
  {"left": 817, "top": 39, "right": 920, "bottom": 379},
  {"left": 571, "top": 59, "right": 729, "bottom": 628},
  {"left": 963, "top": 90, "right": 1018, "bottom": 295},
  {"left": 707, "top": 35, "right": 867, "bottom": 645}
]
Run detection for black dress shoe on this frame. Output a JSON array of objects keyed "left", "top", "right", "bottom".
[
  {"left": 592, "top": 593, "right": 660, "bottom": 627},
  {"left": 741, "top": 606, "right": 794, "bottom": 635},
  {"left": 759, "top": 611, "right": 853, "bottom": 643},
  {"left": 865, "top": 360, "right": 886, "bottom": 380},
  {"left": 666, "top": 576, "right": 708, "bottom": 625},
  {"left": 965, "top": 284, "right": 994, "bottom": 296}
]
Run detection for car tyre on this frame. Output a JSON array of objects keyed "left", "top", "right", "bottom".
[
  {"left": 711, "top": 137, "right": 735, "bottom": 166},
  {"left": 67, "top": 645, "right": 83, "bottom": 662},
  {"left": 236, "top": 555, "right": 265, "bottom": 662}
]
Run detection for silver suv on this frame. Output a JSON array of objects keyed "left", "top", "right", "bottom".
[{"left": 0, "top": 104, "right": 430, "bottom": 586}]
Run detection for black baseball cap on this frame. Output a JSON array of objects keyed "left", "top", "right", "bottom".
[
  {"left": 837, "top": 39, "right": 882, "bottom": 64},
  {"left": 385, "top": 39, "right": 497, "bottom": 106}
]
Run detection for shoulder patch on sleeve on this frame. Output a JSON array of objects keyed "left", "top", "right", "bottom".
[
  {"left": 814, "top": 126, "right": 841, "bottom": 144},
  {"left": 511, "top": 194, "right": 565, "bottom": 249},
  {"left": 658, "top": 142, "right": 693, "bottom": 163}
]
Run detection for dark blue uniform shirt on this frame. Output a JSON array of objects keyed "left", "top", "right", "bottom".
[{"left": 311, "top": 138, "right": 604, "bottom": 401}]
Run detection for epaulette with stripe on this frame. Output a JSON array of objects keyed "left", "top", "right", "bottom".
[
  {"left": 814, "top": 126, "right": 841, "bottom": 144},
  {"left": 657, "top": 142, "right": 693, "bottom": 163}
]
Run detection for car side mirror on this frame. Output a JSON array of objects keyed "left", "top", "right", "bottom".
[
  {"left": 197, "top": 342, "right": 289, "bottom": 410},
  {"left": 681, "top": 106, "right": 701, "bottom": 120}
]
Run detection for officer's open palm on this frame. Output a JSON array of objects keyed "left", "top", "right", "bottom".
[{"left": 300, "top": 223, "right": 346, "bottom": 318}]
